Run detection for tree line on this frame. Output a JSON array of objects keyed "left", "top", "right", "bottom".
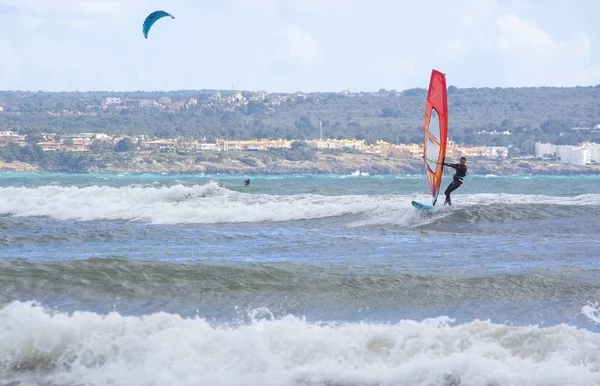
[{"left": 1, "top": 86, "right": 600, "bottom": 154}]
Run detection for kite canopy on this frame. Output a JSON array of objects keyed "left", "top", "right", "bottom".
[{"left": 143, "top": 10, "right": 174, "bottom": 39}]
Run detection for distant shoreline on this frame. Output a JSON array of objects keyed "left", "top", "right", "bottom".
[{"left": 1, "top": 152, "right": 600, "bottom": 176}]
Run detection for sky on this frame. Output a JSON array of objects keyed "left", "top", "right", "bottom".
[{"left": 0, "top": 0, "right": 599, "bottom": 92}]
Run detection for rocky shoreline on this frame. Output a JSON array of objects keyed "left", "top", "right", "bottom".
[{"left": 2, "top": 152, "right": 600, "bottom": 175}]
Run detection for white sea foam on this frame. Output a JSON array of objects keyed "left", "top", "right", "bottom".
[
  {"left": 582, "top": 302, "right": 600, "bottom": 325},
  {"left": 1, "top": 301, "right": 599, "bottom": 386},
  {"left": 1, "top": 183, "right": 599, "bottom": 225}
]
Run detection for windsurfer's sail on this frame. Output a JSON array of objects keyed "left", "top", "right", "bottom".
[{"left": 422, "top": 69, "right": 448, "bottom": 206}]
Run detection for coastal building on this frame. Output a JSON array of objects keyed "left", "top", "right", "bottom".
[
  {"left": 197, "top": 143, "right": 218, "bottom": 151},
  {"left": 145, "top": 139, "right": 178, "bottom": 152},
  {"left": 475, "top": 130, "right": 512, "bottom": 136},
  {"left": 448, "top": 145, "right": 508, "bottom": 159},
  {"left": 185, "top": 98, "right": 198, "bottom": 108},
  {"left": 348, "top": 141, "right": 507, "bottom": 159},
  {"left": 266, "top": 140, "right": 292, "bottom": 151},
  {"left": 385, "top": 144, "right": 421, "bottom": 159},
  {"left": 535, "top": 142, "right": 600, "bottom": 165},
  {"left": 245, "top": 144, "right": 268, "bottom": 151},
  {"left": 0, "top": 131, "right": 26, "bottom": 145},
  {"left": 104, "top": 97, "right": 121, "bottom": 105},
  {"left": 37, "top": 141, "right": 64, "bottom": 151},
  {"left": 70, "top": 139, "right": 91, "bottom": 152},
  {"left": 138, "top": 99, "right": 157, "bottom": 107},
  {"left": 307, "top": 139, "right": 364, "bottom": 151}
]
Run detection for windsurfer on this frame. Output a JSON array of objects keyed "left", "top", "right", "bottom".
[{"left": 443, "top": 156, "right": 467, "bottom": 205}]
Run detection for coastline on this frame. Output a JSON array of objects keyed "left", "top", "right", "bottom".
[{"left": 2, "top": 152, "right": 600, "bottom": 176}]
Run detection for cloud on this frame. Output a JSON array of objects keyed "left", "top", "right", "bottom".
[
  {"left": 259, "top": 26, "right": 324, "bottom": 68},
  {"left": 373, "top": 58, "right": 417, "bottom": 90},
  {"left": 233, "top": 0, "right": 276, "bottom": 12},
  {"left": 0, "top": 39, "right": 21, "bottom": 84},
  {"left": 462, "top": 0, "right": 499, "bottom": 26},
  {"left": 214, "top": 0, "right": 351, "bottom": 14},
  {"left": 19, "top": 15, "right": 48, "bottom": 28},
  {"left": 437, "top": 40, "right": 470, "bottom": 63},
  {"left": 0, "top": 0, "right": 124, "bottom": 15},
  {"left": 494, "top": 14, "right": 600, "bottom": 86},
  {"left": 497, "top": 14, "right": 558, "bottom": 54},
  {"left": 285, "top": 0, "right": 351, "bottom": 13},
  {"left": 0, "top": 0, "right": 130, "bottom": 29},
  {"left": 283, "top": 27, "right": 324, "bottom": 66}
]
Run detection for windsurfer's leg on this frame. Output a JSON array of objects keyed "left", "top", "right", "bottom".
[
  {"left": 444, "top": 184, "right": 452, "bottom": 205},
  {"left": 444, "top": 180, "right": 462, "bottom": 205}
]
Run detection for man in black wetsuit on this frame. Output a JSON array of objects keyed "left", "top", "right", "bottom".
[{"left": 443, "top": 156, "right": 467, "bottom": 205}]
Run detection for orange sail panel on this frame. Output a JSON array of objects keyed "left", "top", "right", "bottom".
[{"left": 422, "top": 69, "right": 448, "bottom": 205}]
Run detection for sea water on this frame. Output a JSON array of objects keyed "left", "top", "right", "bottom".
[{"left": 1, "top": 172, "right": 600, "bottom": 385}]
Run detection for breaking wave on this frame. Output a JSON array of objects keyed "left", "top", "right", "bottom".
[{"left": 1, "top": 183, "right": 600, "bottom": 226}]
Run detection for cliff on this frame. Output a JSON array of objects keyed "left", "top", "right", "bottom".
[
  {"left": 0, "top": 161, "right": 41, "bottom": 173},
  {"left": 2, "top": 152, "right": 600, "bottom": 175}
]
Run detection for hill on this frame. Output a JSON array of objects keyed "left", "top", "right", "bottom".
[{"left": 1, "top": 85, "right": 600, "bottom": 154}]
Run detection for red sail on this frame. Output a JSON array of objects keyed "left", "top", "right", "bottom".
[{"left": 422, "top": 69, "right": 448, "bottom": 205}]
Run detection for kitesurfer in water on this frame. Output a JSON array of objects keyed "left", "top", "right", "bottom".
[
  {"left": 443, "top": 156, "right": 467, "bottom": 205},
  {"left": 244, "top": 178, "right": 250, "bottom": 186}
]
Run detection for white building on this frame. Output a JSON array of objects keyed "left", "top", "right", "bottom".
[
  {"left": 307, "top": 139, "right": 364, "bottom": 151},
  {"left": 245, "top": 144, "right": 267, "bottom": 151},
  {"left": 485, "top": 146, "right": 509, "bottom": 158},
  {"left": 104, "top": 97, "right": 121, "bottom": 105},
  {"left": 198, "top": 143, "right": 218, "bottom": 151},
  {"left": 535, "top": 142, "right": 555, "bottom": 158},
  {"left": 139, "top": 99, "right": 157, "bottom": 107},
  {"left": 535, "top": 142, "right": 600, "bottom": 165}
]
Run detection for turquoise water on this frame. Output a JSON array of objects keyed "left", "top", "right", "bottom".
[{"left": 1, "top": 172, "right": 600, "bottom": 385}]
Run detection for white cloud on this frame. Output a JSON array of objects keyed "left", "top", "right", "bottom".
[
  {"left": 288, "top": 0, "right": 351, "bottom": 13},
  {"left": 0, "top": 0, "right": 132, "bottom": 29},
  {"left": 227, "top": 0, "right": 351, "bottom": 14},
  {"left": 494, "top": 14, "right": 600, "bottom": 86},
  {"left": 0, "top": 40, "right": 21, "bottom": 88},
  {"left": 437, "top": 40, "right": 470, "bottom": 63},
  {"left": 497, "top": 14, "right": 557, "bottom": 54},
  {"left": 373, "top": 58, "right": 417, "bottom": 90},
  {"left": 234, "top": 0, "right": 276, "bottom": 12},
  {"left": 77, "top": 1, "right": 122, "bottom": 14},
  {"left": 283, "top": 27, "right": 324, "bottom": 66},
  {"left": 19, "top": 15, "right": 48, "bottom": 28},
  {"left": 260, "top": 26, "right": 324, "bottom": 68},
  {"left": 462, "top": 0, "right": 499, "bottom": 26},
  {"left": 0, "top": 0, "right": 124, "bottom": 15}
]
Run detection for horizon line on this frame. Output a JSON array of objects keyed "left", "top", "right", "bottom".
[{"left": 1, "top": 84, "right": 600, "bottom": 94}]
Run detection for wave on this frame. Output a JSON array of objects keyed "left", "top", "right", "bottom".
[
  {"left": 0, "top": 182, "right": 385, "bottom": 224},
  {"left": 1, "top": 301, "right": 599, "bottom": 386},
  {"left": 1, "top": 183, "right": 600, "bottom": 225},
  {"left": 2, "top": 259, "right": 599, "bottom": 316}
]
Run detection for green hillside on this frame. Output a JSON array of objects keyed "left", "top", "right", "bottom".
[{"left": 1, "top": 85, "right": 599, "bottom": 151}]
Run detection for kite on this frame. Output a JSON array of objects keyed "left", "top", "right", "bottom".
[{"left": 143, "top": 10, "right": 175, "bottom": 39}]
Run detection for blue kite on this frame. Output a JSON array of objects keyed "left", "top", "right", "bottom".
[{"left": 142, "top": 10, "right": 175, "bottom": 39}]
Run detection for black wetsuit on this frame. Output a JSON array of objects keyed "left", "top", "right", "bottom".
[{"left": 443, "top": 162, "right": 467, "bottom": 205}]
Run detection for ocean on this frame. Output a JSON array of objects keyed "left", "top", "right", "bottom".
[{"left": 1, "top": 171, "right": 600, "bottom": 386}]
